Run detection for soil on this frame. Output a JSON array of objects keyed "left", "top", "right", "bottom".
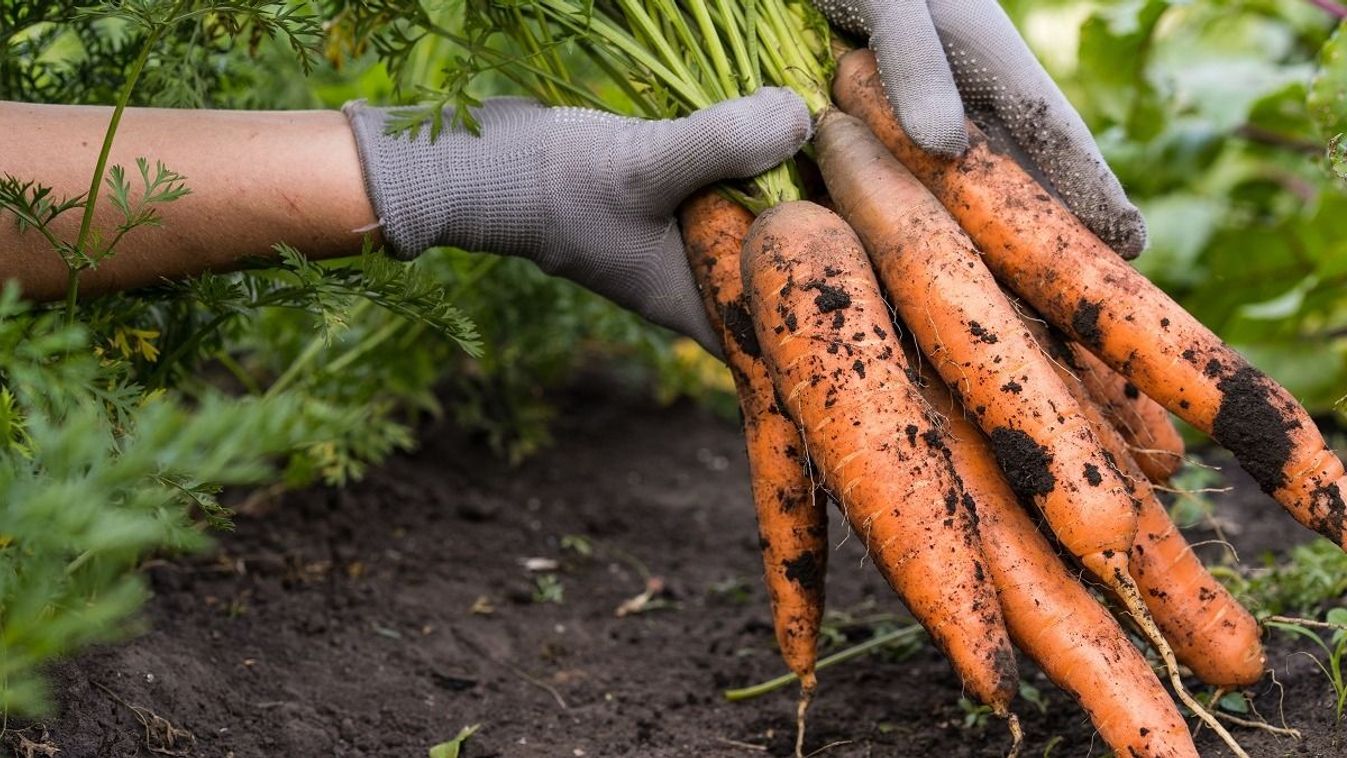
[{"left": 15, "top": 378, "right": 1347, "bottom": 757}]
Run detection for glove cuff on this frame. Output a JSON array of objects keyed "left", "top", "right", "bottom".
[{"left": 342, "top": 100, "right": 546, "bottom": 261}]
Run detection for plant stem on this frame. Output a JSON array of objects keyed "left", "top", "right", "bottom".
[
  {"left": 714, "top": 0, "right": 757, "bottom": 91},
  {"left": 722, "top": 624, "right": 924, "bottom": 701},
  {"left": 67, "top": 21, "right": 166, "bottom": 325},
  {"left": 687, "top": 0, "right": 738, "bottom": 97},
  {"left": 270, "top": 253, "right": 500, "bottom": 396},
  {"left": 266, "top": 300, "right": 369, "bottom": 397}
]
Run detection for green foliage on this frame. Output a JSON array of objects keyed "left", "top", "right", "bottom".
[
  {"left": 428, "top": 724, "right": 482, "bottom": 758},
  {"left": 1264, "top": 609, "right": 1347, "bottom": 720},
  {"left": 1220, "top": 538, "right": 1347, "bottom": 615},
  {"left": 532, "top": 573, "right": 565, "bottom": 604},
  {"left": 0, "top": 284, "right": 393, "bottom": 712},
  {"left": 1309, "top": 20, "right": 1347, "bottom": 143},
  {"left": 0, "top": 0, "right": 500, "bottom": 716}
]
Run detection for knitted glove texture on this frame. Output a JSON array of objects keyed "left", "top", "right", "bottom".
[
  {"left": 811, "top": 0, "right": 1147, "bottom": 256},
  {"left": 345, "top": 89, "right": 812, "bottom": 351}
]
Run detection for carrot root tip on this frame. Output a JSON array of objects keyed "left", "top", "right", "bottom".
[
  {"left": 794, "top": 685, "right": 814, "bottom": 758},
  {"left": 1004, "top": 713, "right": 1023, "bottom": 758}
]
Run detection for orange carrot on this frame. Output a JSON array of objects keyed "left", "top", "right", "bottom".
[
  {"left": 1131, "top": 491, "right": 1266, "bottom": 688},
  {"left": 680, "top": 192, "right": 828, "bottom": 732},
  {"left": 1018, "top": 314, "right": 1265, "bottom": 689},
  {"left": 740, "top": 199, "right": 1017, "bottom": 716},
  {"left": 1072, "top": 346, "right": 1185, "bottom": 482},
  {"left": 909, "top": 349, "right": 1197, "bottom": 758},
  {"left": 812, "top": 109, "right": 1137, "bottom": 585},
  {"left": 834, "top": 49, "right": 1347, "bottom": 552}
]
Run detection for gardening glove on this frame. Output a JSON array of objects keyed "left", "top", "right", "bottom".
[
  {"left": 812, "top": 0, "right": 1147, "bottom": 257},
  {"left": 343, "top": 90, "right": 812, "bottom": 354}
]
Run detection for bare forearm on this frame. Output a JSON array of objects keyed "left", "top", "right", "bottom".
[{"left": 0, "top": 102, "right": 379, "bottom": 300}]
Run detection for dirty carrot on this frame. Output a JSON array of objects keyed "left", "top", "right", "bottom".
[
  {"left": 813, "top": 108, "right": 1137, "bottom": 584},
  {"left": 740, "top": 200, "right": 1017, "bottom": 717},
  {"left": 1130, "top": 487, "right": 1266, "bottom": 687},
  {"left": 1071, "top": 346, "right": 1186, "bottom": 483},
  {"left": 680, "top": 190, "right": 827, "bottom": 752},
  {"left": 833, "top": 48, "right": 1347, "bottom": 553},
  {"left": 909, "top": 349, "right": 1198, "bottom": 758},
  {"left": 805, "top": 109, "right": 1249, "bottom": 751},
  {"left": 1017, "top": 314, "right": 1266, "bottom": 690}
]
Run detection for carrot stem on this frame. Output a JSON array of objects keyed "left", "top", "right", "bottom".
[{"left": 722, "top": 624, "right": 924, "bottom": 701}]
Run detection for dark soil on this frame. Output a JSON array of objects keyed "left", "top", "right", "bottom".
[
  {"left": 17, "top": 380, "right": 1347, "bottom": 757},
  {"left": 989, "top": 427, "right": 1056, "bottom": 500}
]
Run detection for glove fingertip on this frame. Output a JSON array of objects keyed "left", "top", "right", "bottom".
[
  {"left": 907, "top": 120, "right": 970, "bottom": 157},
  {"left": 1100, "top": 204, "right": 1148, "bottom": 260},
  {"left": 747, "top": 86, "right": 814, "bottom": 158},
  {"left": 882, "top": 80, "right": 969, "bottom": 157}
]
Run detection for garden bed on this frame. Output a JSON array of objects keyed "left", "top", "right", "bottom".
[{"left": 20, "top": 380, "right": 1347, "bottom": 757}]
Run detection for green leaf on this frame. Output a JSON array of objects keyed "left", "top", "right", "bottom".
[
  {"left": 1326, "top": 608, "right": 1347, "bottom": 627},
  {"left": 1018, "top": 681, "right": 1048, "bottom": 715},
  {"left": 1218, "top": 691, "right": 1250, "bottom": 714},
  {"left": 429, "top": 724, "right": 481, "bottom": 758},
  {"left": 1076, "top": 0, "right": 1170, "bottom": 130},
  {"left": 1238, "top": 275, "right": 1319, "bottom": 320}
]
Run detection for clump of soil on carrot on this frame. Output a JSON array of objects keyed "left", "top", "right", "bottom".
[
  {"left": 1211, "top": 365, "right": 1295, "bottom": 494},
  {"left": 22, "top": 379, "right": 1347, "bottom": 757},
  {"left": 988, "top": 427, "right": 1055, "bottom": 499},
  {"left": 1070, "top": 299, "right": 1104, "bottom": 348},
  {"left": 722, "top": 299, "right": 762, "bottom": 358}
]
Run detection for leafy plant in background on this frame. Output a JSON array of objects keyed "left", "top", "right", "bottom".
[{"left": 0, "top": 0, "right": 488, "bottom": 715}]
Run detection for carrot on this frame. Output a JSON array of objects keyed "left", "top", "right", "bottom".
[
  {"left": 1130, "top": 490, "right": 1266, "bottom": 688},
  {"left": 740, "top": 199, "right": 1017, "bottom": 717},
  {"left": 1015, "top": 315, "right": 1266, "bottom": 689},
  {"left": 812, "top": 109, "right": 1137, "bottom": 585},
  {"left": 806, "top": 107, "right": 1245, "bottom": 752},
  {"left": 1071, "top": 346, "right": 1186, "bottom": 482},
  {"left": 908, "top": 349, "right": 1197, "bottom": 758},
  {"left": 680, "top": 191, "right": 828, "bottom": 752},
  {"left": 833, "top": 48, "right": 1347, "bottom": 552}
]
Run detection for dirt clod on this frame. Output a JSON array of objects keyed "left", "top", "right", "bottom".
[
  {"left": 803, "top": 281, "right": 851, "bottom": 313},
  {"left": 989, "top": 428, "right": 1056, "bottom": 500},
  {"left": 1212, "top": 366, "right": 1294, "bottom": 494},
  {"left": 1071, "top": 299, "right": 1104, "bottom": 348},
  {"left": 722, "top": 300, "right": 761, "bottom": 359}
]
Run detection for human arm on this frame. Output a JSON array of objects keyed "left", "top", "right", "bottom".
[
  {"left": 0, "top": 90, "right": 810, "bottom": 352},
  {"left": 0, "top": 101, "right": 378, "bottom": 300}
]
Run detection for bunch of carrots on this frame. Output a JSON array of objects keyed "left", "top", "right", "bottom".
[{"left": 480, "top": 2, "right": 1347, "bottom": 755}]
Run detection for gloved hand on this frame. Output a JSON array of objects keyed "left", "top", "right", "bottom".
[
  {"left": 343, "top": 89, "right": 812, "bottom": 353},
  {"left": 812, "top": 0, "right": 1147, "bottom": 257}
]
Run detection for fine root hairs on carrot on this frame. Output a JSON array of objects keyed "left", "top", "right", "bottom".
[
  {"left": 1018, "top": 314, "right": 1265, "bottom": 690},
  {"left": 1009, "top": 314, "right": 1256, "bottom": 757},
  {"left": 906, "top": 345, "right": 1197, "bottom": 758},
  {"left": 680, "top": 190, "right": 827, "bottom": 756},
  {"left": 832, "top": 48, "right": 1347, "bottom": 554},
  {"left": 813, "top": 108, "right": 1137, "bottom": 584},
  {"left": 1071, "top": 345, "right": 1186, "bottom": 483},
  {"left": 740, "top": 199, "right": 1017, "bottom": 716}
]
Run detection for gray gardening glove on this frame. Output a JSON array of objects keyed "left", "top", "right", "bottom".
[
  {"left": 343, "top": 89, "right": 812, "bottom": 354},
  {"left": 813, "top": 0, "right": 1147, "bottom": 257}
]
